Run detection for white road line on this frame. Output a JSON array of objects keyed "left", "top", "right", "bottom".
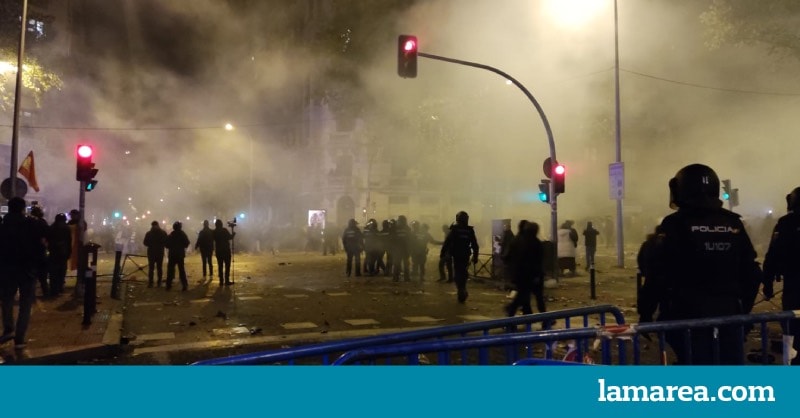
[
  {"left": 326, "top": 292, "right": 350, "bottom": 297},
  {"left": 402, "top": 316, "right": 444, "bottom": 323},
  {"left": 281, "top": 322, "right": 318, "bottom": 329},
  {"left": 238, "top": 296, "right": 263, "bottom": 301},
  {"left": 459, "top": 315, "right": 494, "bottom": 321},
  {"left": 212, "top": 327, "right": 251, "bottom": 336},
  {"left": 343, "top": 319, "right": 380, "bottom": 326},
  {"left": 283, "top": 294, "right": 309, "bottom": 298}
]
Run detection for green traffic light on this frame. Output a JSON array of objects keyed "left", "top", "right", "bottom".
[
  {"left": 723, "top": 192, "right": 730, "bottom": 200},
  {"left": 538, "top": 191, "right": 548, "bottom": 202}
]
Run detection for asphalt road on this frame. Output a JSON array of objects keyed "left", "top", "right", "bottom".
[{"left": 104, "top": 247, "right": 650, "bottom": 365}]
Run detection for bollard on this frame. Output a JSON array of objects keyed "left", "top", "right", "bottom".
[
  {"left": 82, "top": 242, "right": 101, "bottom": 325},
  {"left": 111, "top": 248, "right": 123, "bottom": 300},
  {"left": 590, "top": 263, "right": 596, "bottom": 300}
]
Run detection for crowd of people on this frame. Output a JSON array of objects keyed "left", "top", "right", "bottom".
[{"left": 2, "top": 162, "right": 797, "bottom": 365}]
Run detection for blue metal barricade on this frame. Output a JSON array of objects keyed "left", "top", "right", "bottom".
[
  {"left": 192, "top": 305, "right": 626, "bottom": 365},
  {"left": 330, "top": 311, "right": 800, "bottom": 366}
]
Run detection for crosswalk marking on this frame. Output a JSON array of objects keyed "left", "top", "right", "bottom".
[
  {"left": 326, "top": 292, "right": 350, "bottom": 297},
  {"left": 343, "top": 319, "right": 380, "bottom": 326},
  {"left": 238, "top": 296, "right": 263, "bottom": 301},
  {"left": 190, "top": 298, "right": 212, "bottom": 304},
  {"left": 402, "top": 316, "right": 444, "bottom": 323},
  {"left": 459, "top": 315, "right": 494, "bottom": 321},
  {"left": 137, "top": 332, "right": 176, "bottom": 341},
  {"left": 212, "top": 327, "right": 251, "bottom": 336},
  {"left": 281, "top": 322, "right": 318, "bottom": 329},
  {"left": 283, "top": 294, "right": 309, "bottom": 299}
]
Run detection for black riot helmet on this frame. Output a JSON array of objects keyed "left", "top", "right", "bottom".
[
  {"left": 787, "top": 187, "right": 800, "bottom": 212},
  {"left": 455, "top": 211, "right": 469, "bottom": 226},
  {"left": 668, "top": 164, "right": 722, "bottom": 210},
  {"left": 347, "top": 218, "right": 358, "bottom": 228}
]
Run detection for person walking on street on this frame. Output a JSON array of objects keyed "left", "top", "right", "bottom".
[
  {"left": 557, "top": 220, "right": 579, "bottom": 276},
  {"left": 441, "top": 211, "right": 479, "bottom": 303},
  {"left": 637, "top": 163, "right": 761, "bottom": 365},
  {"left": 195, "top": 220, "right": 214, "bottom": 279},
  {"left": 438, "top": 224, "right": 454, "bottom": 283},
  {"left": 0, "top": 197, "right": 47, "bottom": 350},
  {"left": 503, "top": 220, "right": 548, "bottom": 318},
  {"left": 582, "top": 221, "right": 600, "bottom": 270},
  {"left": 342, "top": 219, "right": 364, "bottom": 277},
  {"left": 143, "top": 221, "right": 167, "bottom": 288},
  {"left": 763, "top": 186, "right": 800, "bottom": 365},
  {"left": 391, "top": 216, "right": 412, "bottom": 282},
  {"left": 165, "top": 221, "right": 190, "bottom": 291},
  {"left": 29, "top": 205, "right": 50, "bottom": 297},
  {"left": 47, "top": 213, "right": 72, "bottom": 296},
  {"left": 213, "top": 219, "right": 235, "bottom": 285}
]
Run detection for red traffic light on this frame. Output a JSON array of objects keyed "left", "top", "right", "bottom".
[
  {"left": 402, "top": 38, "right": 417, "bottom": 53},
  {"left": 553, "top": 164, "right": 566, "bottom": 194},
  {"left": 77, "top": 144, "right": 93, "bottom": 158},
  {"left": 397, "top": 34, "right": 418, "bottom": 78}
]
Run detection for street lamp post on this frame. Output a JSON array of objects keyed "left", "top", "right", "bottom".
[
  {"left": 225, "top": 123, "right": 253, "bottom": 223},
  {"left": 613, "top": 0, "right": 625, "bottom": 268}
]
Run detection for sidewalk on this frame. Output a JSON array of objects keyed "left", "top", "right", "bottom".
[{"left": 0, "top": 277, "right": 124, "bottom": 365}]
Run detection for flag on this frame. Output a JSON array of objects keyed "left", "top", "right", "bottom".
[{"left": 18, "top": 150, "right": 39, "bottom": 192}]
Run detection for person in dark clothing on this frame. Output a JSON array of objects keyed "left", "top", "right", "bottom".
[
  {"left": 213, "top": 219, "right": 235, "bottom": 285},
  {"left": 762, "top": 186, "right": 800, "bottom": 365},
  {"left": 503, "top": 220, "right": 547, "bottom": 317},
  {"left": 437, "top": 224, "right": 454, "bottom": 283},
  {"left": 495, "top": 221, "right": 515, "bottom": 293},
  {"left": 637, "top": 164, "right": 761, "bottom": 365},
  {"left": 29, "top": 205, "right": 50, "bottom": 297},
  {"left": 194, "top": 220, "right": 214, "bottom": 279},
  {"left": 47, "top": 213, "right": 72, "bottom": 296},
  {"left": 440, "top": 211, "right": 479, "bottom": 303},
  {"left": 341, "top": 219, "right": 363, "bottom": 277},
  {"left": 391, "top": 216, "right": 412, "bottom": 282},
  {"left": 323, "top": 223, "right": 339, "bottom": 256},
  {"left": 582, "top": 221, "right": 600, "bottom": 270},
  {"left": 362, "top": 219, "right": 382, "bottom": 275},
  {"left": 379, "top": 220, "right": 393, "bottom": 277},
  {"left": 143, "top": 221, "right": 168, "bottom": 288},
  {"left": 0, "top": 197, "right": 46, "bottom": 349},
  {"left": 165, "top": 221, "right": 190, "bottom": 291},
  {"left": 411, "top": 223, "right": 441, "bottom": 281}
]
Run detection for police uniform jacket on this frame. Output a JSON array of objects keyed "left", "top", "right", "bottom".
[
  {"left": 638, "top": 206, "right": 761, "bottom": 322},
  {"left": 764, "top": 211, "right": 800, "bottom": 295}
]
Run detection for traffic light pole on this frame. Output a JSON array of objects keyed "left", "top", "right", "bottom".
[{"left": 417, "top": 51, "right": 560, "bottom": 279}]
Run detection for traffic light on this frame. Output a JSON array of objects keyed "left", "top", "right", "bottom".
[
  {"left": 76, "top": 144, "right": 98, "bottom": 190},
  {"left": 553, "top": 163, "right": 566, "bottom": 194},
  {"left": 397, "top": 35, "right": 418, "bottom": 78},
  {"left": 538, "top": 180, "right": 550, "bottom": 203},
  {"left": 721, "top": 179, "right": 731, "bottom": 201}
]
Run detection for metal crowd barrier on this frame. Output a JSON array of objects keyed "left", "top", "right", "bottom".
[
  {"left": 331, "top": 311, "right": 800, "bottom": 366},
  {"left": 192, "top": 305, "right": 626, "bottom": 365}
]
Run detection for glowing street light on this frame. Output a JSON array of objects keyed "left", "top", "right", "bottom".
[{"left": 225, "top": 122, "right": 253, "bottom": 222}]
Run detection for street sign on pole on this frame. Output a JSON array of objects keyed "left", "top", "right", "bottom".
[{"left": 609, "top": 162, "right": 624, "bottom": 200}]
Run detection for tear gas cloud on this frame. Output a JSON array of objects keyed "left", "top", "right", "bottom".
[{"left": 2, "top": 0, "right": 798, "bottom": 250}]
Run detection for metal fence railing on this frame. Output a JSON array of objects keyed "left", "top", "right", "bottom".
[
  {"left": 192, "top": 305, "right": 625, "bottom": 365},
  {"left": 331, "top": 311, "right": 800, "bottom": 366}
]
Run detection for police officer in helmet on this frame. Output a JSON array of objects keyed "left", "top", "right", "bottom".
[
  {"left": 637, "top": 164, "right": 761, "bottom": 365},
  {"left": 763, "top": 187, "right": 800, "bottom": 365},
  {"left": 440, "top": 211, "right": 479, "bottom": 303}
]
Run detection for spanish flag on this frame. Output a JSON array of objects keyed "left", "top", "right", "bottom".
[{"left": 18, "top": 150, "right": 39, "bottom": 192}]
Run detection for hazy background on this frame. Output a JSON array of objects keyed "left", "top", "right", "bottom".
[{"left": 2, "top": 0, "right": 798, "bottom": 250}]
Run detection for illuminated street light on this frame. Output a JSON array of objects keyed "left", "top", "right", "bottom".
[
  {"left": 545, "top": 0, "right": 625, "bottom": 267},
  {"left": 225, "top": 122, "right": 253, "bottom": 222}
]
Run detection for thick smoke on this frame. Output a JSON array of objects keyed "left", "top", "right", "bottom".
[{"left": 3, "top": 0, "right": 799, "bottom": 252}]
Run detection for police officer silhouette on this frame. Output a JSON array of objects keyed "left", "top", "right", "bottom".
[
  {"left": 763, "top": 187, "right": 800, "bottom": 364},
  {"left": 441, "top": 211, "right": 479, "bottom": 303},
  {"left": 637, "top": 163, "right": 761, "bottom": 365}
]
